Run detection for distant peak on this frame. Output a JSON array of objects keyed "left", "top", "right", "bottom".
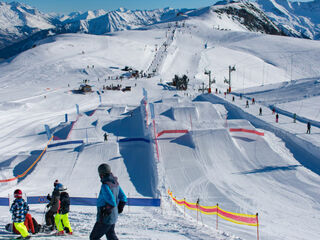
[{"left": 117, "top": 7, "right": 128, "bottom": 12}]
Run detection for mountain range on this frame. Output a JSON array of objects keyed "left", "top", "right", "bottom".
[{"left": 0, "top": 0, "right": 319, "bottom": 59}]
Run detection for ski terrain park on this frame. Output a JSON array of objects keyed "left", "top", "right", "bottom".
[{"left": 1, "top": 7, "right": 320, "bottom": 240}]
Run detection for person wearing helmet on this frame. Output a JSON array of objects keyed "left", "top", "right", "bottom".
[
  {"left": 47, "top": 180, "right": 59, "bottom": 201},
  {"left": 9, "top": 189, "right": 31, "bottom": 239},
  {"left": 54, "top": 184, "right": 73, "bottom": 236},
  {"left": 90, "top": 163, "right": 127, "bottom": 240},
  {"left": 44, "top": 182, "right": 61, "bottom": 231}
]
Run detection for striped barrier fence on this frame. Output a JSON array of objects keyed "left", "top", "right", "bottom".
[
  {"left": 48, "top": 140, "right": 84, "bottom": 148},
  {"left": 0, "top": 136, "right": 54, "bottom": 183},
  {"left": 157, "top": 130, "right": 189, "bottom": 138},
  {"left": 229, "top": 128, "right": 264, "bottom": 136},
  {"left": 0, "top": 196, "right": 161, "bottom": 207},
  {"left": 168, "top": 190, "right": 259, "bottom": 240}
]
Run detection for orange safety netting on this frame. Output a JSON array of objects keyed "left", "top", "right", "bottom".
[
  {"left": 168, "top": 190, "right": 258, "bottom": 226},
  {"left": 0, "top": 136, "right": 53, "bottom": 183},
  {"left": 229, "top": 128, "right": 264, "bottom": 136},
  {"left": 157, "top": 130, "right": 189, "bottom": 138}
]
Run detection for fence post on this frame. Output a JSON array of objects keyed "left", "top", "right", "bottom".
[
  {"left": 196, "top": 198, "right": 199, "bottom": 225},
  {"left": 184, "top": 198, "right": 186, "bottom": 217},
  {"left": 216, "top": 203, "right": 219, "bottom": 230},
  {"left": 128, "top": 193, "right": 130, "bottom": 213},
  {"left": 256, "top": 213, "right": 259, "bottom": 240}
]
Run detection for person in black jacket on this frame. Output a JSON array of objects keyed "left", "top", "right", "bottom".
[
  {"left": 307, "top": 122, "right": 311, "bottom": 134},
  {"left": 45, "top": 180, "right": 60, "bottom": 231},
  {"left": 54, "top": 184, "right": 73, "bottom": 235}
]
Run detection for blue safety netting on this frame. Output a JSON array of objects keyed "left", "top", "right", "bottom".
[
  {"left": 0, "top": 197, "right": 9, "bottom": 206},
  {"left": 1, "top": 196, "right": 160, "bottom": 207}
]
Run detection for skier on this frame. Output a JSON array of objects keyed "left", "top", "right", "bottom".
[
  {"left": 10, "top": 189, "right": 31, "bottom": 239},
  {"left": 252, "top": 98, "right": 255, "bottom": 104},
  {"left": 44, "top": 181, "right": 60, "bottom": 231},
  {"left": 272, "top": 107, "right": 275, "bottom": 115},
  {"left": 232, "top": 96, "right": 235, "bottom": 102},
  {"left": 259, "top": 107, "right": 262, "bottom": 116},
  {"left": 90, "top": 163, "right": 127, "bottom": 240},
  {"left": 307, "top": 122, "right": 311, "bottom": 134},
  {"left": 276, "top": 113, "right": 279, "bottom": 123},
  {"left": 245, "top": 100, "right": 249, "bottom": 108},
  {"left": 54, "top": 184, "right": 73, "bottom": 236},
  {"left": 293, "top": 113, "right": 296, "bottom": 123},
  {"left": 104, "top": 133, "right": 108, "bottom": 142}
]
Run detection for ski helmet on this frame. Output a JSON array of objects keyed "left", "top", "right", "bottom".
[
  {"left": 14, "top": 189, "right": 22, "bottom": 199},
  {"left": 98, "top": 163, "right": 111, "bottom": 176},
  {"left": 54, "top": 179, "right": 59, "bottom": 187},
  {"left": 55, "top": 183, "right": 67, "bottom": 191}
]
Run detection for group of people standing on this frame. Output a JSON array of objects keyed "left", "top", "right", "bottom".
[
  {"left": 44, "top": 180, "right": 72, "bottom": 235},
  {"left": 9, "top": 163, "right": 127, "bottom": 240}
]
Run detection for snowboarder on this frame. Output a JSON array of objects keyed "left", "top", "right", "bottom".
[
  {"left": 232, "top": 96, "right": 235, "bottom": 102},
  {"left": 10, "top": 189, "right": 31, "bottom": 239},
  {"left": 259, "top": 107, "right": 262, "bottom": 116},
  {"left": 245, "top": 100, "right": 249, "bottom": 108},
  {"left": 54, "top": 184, "right": 73, "bottom": 236},
  {"left": 240, "top": 93, "right": 242, "bottom": 100},
  {"left": 276, "top": 113, "right": 279, "bottom": 123},
  {"left": 6, "top": 213, "right": 40, "bottom": 235},
  {"left": 307, "top": 122, "right": 311, "bottom": 134},
  {"left": 272, "top": 107, "right": 275, "bottom": 115},
  {"left": 293, "top": 113, "right": 296, "bottom": 123},
  {"left": 90, "top": 164, "right": 127, "bottom": 240},
  {"left": 104, "top": 133, "right": 108, "bottom": 142},
  {"left": 44, "top": 180, "right": 60, "bottom": 231},
  {"left": 252, "top": 98, "right": 255, "bottom": 104}
]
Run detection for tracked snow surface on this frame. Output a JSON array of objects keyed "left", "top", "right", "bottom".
[{"left": 0, "top": 15, "right": 320, "bottom": 240}]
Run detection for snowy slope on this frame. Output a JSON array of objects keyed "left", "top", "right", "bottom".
[{"left": 0, "top": 13, "right": 320, "bottom": 240}]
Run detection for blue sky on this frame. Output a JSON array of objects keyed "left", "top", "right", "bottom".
[{"left": 2, "top": 0, "right": 312, "bottom": 14}]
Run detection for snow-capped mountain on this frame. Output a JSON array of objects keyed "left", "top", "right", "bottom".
[
  {"left": 0, "top": 1, "right": 60, "bottom": 50},
  {"left": 61, "top": 7, "right": 189, "bottom": 34},
  {"left": 189, "top": 1, "right": 284, "bottom": 36},
  {"left": 1, "top": 0, "right": 320, "bottom": 59},
  {"left": 257, "top": 0, "right": 320, "bottom": 39},
  {"left": 60, "top": 9, "right": 108, "bottom": 23}
]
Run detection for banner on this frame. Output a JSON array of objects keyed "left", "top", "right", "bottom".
[
  {"left": 1, "top": 196, "right": 160, "bottom": 207},
  {"left": 149, "top": 103, "right": 155, "bottom": 119},
  {"left": 143, "top": 88, "right": 148, "bottom": 100},
  {"left": 76, "top": 104, "right": 79, "bottom": 115},
  {"left": 44, "top": 125, "right": 51, "bottom": 140}
]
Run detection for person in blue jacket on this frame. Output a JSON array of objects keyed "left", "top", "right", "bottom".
[{"left": 90, "top": 163, "right": 127, "bottom": 240}]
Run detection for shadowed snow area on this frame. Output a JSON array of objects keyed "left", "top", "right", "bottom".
[{"left": 1, "top": 16, "right": 320, "bottom": 240}]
